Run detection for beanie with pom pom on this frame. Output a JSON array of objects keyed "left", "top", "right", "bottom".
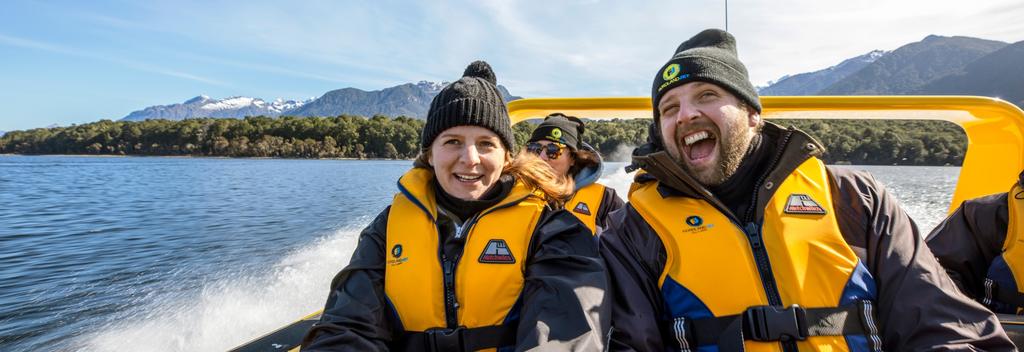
[{"left": 421, "top": 60, "right": 515, "bottom": 152}]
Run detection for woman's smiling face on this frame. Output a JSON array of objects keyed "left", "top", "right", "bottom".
[{"left": 429, "top": 125, "right": 508, "bottom": 200}]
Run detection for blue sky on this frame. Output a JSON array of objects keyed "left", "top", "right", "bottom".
[{"left": 1, "top": 0, "right": 1022, "bottom": 131}]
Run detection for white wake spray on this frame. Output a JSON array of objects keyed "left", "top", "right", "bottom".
[
  {"left": 597, "top": 161, "right": 636, "bottom": 202},
  {"left": 79, "top": 226, "right": 362, "bottom": 352}
]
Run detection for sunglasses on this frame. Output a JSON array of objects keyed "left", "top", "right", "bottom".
[{"left": 526, "top": 142, "right": 567, "bottom": 159}]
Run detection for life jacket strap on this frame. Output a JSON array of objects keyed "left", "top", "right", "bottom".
[
  {"left": 671, "top": 301, "right": 882, "bottom": 352},
  {"left": 401, "top": 324, "right": 516, "bottom": 352},
  {"left": 985, "top": 278, "right": 1024, "bottom": 308}
]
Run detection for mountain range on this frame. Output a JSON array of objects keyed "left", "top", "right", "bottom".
[
  {"left": 761, "top": 35, "right": 1024, "bottom": 107},
  {"left": 118, "top": 34, "right": 1023, "bottom": 122},
  {"left": 121, "top": 81, "right": 519, "bottom": 121},
  {"left": 122, "top": 96, "right": 311, "bottom": 121},
  {"left": 759, "top": 50, "right": 887, "bottom": 96}
]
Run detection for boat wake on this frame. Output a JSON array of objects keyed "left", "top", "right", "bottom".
[{"left": 77, "top": 225, "right": 363, "bottom": 352}]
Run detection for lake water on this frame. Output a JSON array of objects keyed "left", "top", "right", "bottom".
[{"left": 0, "top": 156, "right": 960, "bottom": 351}]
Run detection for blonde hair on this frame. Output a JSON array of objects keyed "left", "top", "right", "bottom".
[
  {"left": 412, "top": 149, "right": 574, "bottom": 206},
  {"left": 505, "top": 150, "right": 574, "bottom": 206}
]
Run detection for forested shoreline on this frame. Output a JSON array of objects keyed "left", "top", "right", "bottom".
[{"left": 0, "top": 115, "right": 966, "bottom": 165}]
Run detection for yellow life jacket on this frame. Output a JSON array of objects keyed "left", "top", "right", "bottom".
[
  {"left": 567, "top": 183, "right": 606, "bottom": 235},
  {"left": 629, "top": 158, "right": 880, "bottom": 352},
  {"left": 983, "top": 182, "right": 1024, "bottom": 313},
  {"left": 383, "top": 168, "right": 546, "bottom": 350}
]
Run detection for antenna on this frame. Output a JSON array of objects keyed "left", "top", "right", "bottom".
[{"left": 725, "top": 0, "right": 729, "bottom": 32}]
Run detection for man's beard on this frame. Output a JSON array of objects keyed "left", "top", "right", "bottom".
[{"left": 669, "top": 119, "right": 754, "bottom": 187}]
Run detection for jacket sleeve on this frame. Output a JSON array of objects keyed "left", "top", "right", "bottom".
[
  {"left": 301, "top": 207, "right": 395, "bottom": 351},
  {"left": 595, "top": 186, "right": 626, "bottom": 232},
  {"left": 828, "top": 167, "right": 1014, "bottom": 351},
  {"left": 925, "top": 193, "right": 1009, "bottom": 299},
  {"left": 515, "top": 208, "right": 611, "bottom": 351},
  {"left": 599, "top": 205, "right": 669, "bottom": 351}
]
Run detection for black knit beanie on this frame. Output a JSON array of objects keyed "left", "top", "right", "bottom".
[
  {"left": 420, "top": 61, "right": 515, "bottom": 152},
  {"left": 528, "top": 113, "right": 585, "bottom": 150},
  {"left": 649, "top": 29, "right": 761, "bottom": 146}
]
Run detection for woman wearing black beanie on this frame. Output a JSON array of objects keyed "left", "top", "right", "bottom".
[
  {"left": 525, "top": 113, "right": 624, "bottom": 235},
  {"left": 302, "top": 61, "right": 609, "bottom": 351}
]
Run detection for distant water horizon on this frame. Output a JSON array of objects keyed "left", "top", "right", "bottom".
[{"left": 0, "top": 156, "right": 960, "bottom": 351}]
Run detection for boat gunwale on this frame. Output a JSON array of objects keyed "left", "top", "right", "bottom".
[{"left": 509, "top": 95, "right": 1024, "bottom": 213}]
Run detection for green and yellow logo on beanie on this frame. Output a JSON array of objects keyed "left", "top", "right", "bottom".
[
  {"left": 547, "top": 128, "right": 563, "bottom": 142},
  {"left": 663, "top": 64, "right": 681, "bottom": 81}
]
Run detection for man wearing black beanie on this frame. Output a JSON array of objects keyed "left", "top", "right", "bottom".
[{"left": 601, "top": 29, "right": 1013, "bottom": 351}]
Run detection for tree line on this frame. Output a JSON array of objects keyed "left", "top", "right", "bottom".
[
  {"left": 0, "top": 115, "right": 966, "bottom": 165},
  {"left": 0, "top": 115, "right": 423, "bottom": 159}
]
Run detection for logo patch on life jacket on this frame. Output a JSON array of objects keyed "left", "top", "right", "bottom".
[
  {"left": 573, "top": 202, "right": 592, "bottom": 216},
  {"left": 784, "top": 194, "right": 827, "bottom": 215},
  {"left": 388, "top": 244, "right": 409, "bottom": 266},
  {"left": 685, "top": 215, "right": 703, "bottom": 227},
  {"left": 682, "top": 215, "right": 713, "bottom": 234},
  {"left": 478, "top": 239, "right": 516, "bottom": 264}
]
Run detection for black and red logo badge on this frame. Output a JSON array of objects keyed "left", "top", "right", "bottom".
[
  {"left": 478, "top": 239, "right": 516, "bottom": 264},
  {"left": 572, "top": 202, "right": 592, "bottom": 216},
  {"left": 784, "top": 194, "right": 827, "bottom": 215}
]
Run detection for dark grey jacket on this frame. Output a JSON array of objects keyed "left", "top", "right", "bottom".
[
  {"left": 302, "top": 186, "right": 610, "bottom": 351},
  {"left": 601, "top": 123, "right": 1013, "bottom": 351},
  {"left": 926, "top": 192, "right": 1010, "bottom": 302}
]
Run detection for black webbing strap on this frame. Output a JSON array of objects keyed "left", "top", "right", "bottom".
[
  {"left": 401, "top": 324, "right": 516, "bottom": 352},
  {"left": 673, "top": 302, "right": 883, "bottom": 352},
  {"left": 985, "top": 278, "right": 1024, "bottom": 308}
]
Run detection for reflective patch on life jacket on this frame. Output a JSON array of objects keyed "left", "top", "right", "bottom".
[
  {"left": 573, "top": 201, "right": 592, "bottom": 216},
  {"left": 784, "top": 193, "right": 827, "bottom": 214},
  {"left": 479, "top": 239, "right": 516, "bottom": 264}
]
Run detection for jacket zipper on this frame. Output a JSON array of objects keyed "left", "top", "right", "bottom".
[
  {"left": 740, "top": 130, "right": 792, "bottom": 309},
  {"left": 740, "top": 131, "right": 797, "bottom": 352},
  {"left": 437, "top": 194, "right": 532, "bottom": 329},
  {"left": 441, "top": 253, "right": 459, "bottom": 328}
]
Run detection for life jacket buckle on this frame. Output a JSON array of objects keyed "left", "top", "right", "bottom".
[
  {"left": 423, "top": 327, "right": 467, "bottom": 352},
  {"left": 743, "top": 304, "right": 809, "bottom": 342}
]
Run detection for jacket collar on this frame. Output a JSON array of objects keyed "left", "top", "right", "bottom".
[
  {"left": 572, "top": 142, "right": 604, "bottom": 192},
  {"left": 397, "top": 168, "right": 541, "bottom": 222},
  {"left": 630, "top": 122, "right": 825, "bottom": 214}
]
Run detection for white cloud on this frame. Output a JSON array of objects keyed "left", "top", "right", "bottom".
[
  {"left": 0, "top": 33, "right": 227, "bottom": 86},
  {"left": 10, "top": 0, "right": 1024, "bottom": 96}
]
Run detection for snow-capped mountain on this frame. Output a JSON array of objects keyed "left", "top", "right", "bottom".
[
  {"left": 286, "top": 81, "right": 518, "bottom": 119},
  {"left": 120, "top": 80, "right": 519, "bottom": 121},
  {"left": 121, "top": 95, "right": 313, "bottom": 121}
]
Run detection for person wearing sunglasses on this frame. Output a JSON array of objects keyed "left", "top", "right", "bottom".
[{"left": 526, "top": 113, "right": 624, "bottom": 235}]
